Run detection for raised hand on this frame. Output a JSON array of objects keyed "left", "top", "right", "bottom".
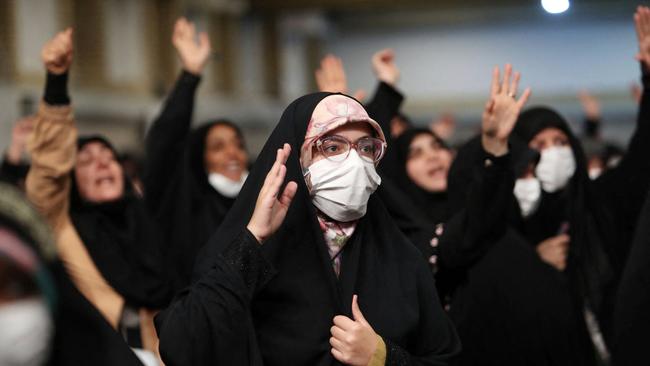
[
  {"left": 6, "top": 116, "right": 35, "bottom": 164},
  {"left": 371, "top": 48, "right": 400, "bottom": 86},
  {"left": 41, "top": 28, "right": 73, "bottom": 75},
  {"left": 578, "top": 90, "right": 601, "bottom": 121},
  {"left": 481, "top": 64, "right": 531, "bottom": 156},
  {"left": 172, "top": 17, "right": 212, "bottom": 75},
  {"left": 246, "top": 144, "right": 298, "bottom": 244},
  {"left": 634, "top": 6, "right": 650, "bottom": 66},
  {"left": 536, "top": 234, "right": 570, "bottom": 271},
  {"left": 315, "top": 55, "right": 366, "bottom": 101},
  {"left": 330, "top": 295, "right": 379, "bottom": 366}
]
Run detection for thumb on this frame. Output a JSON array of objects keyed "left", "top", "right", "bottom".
[{"left": 351, "top": 295, "right": 368, "bottom": 325}]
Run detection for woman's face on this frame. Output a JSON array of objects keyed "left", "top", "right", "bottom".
[
  {"left": 74, "top": 142, "right": 124, "bottom": 203},
  {"left": 528, "top": 127, "right": 570, "bottom": 151},
  {"left": 405, "top": 133, "right": 452, "bottom": 193},
  {"left": 204, "top": 124, "right": 249, "bottom": 181}
]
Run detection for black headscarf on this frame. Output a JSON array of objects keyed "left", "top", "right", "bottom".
[
  {"left": 392, "top": 128, "right": 451, "bottom": 225},
  {"left": 69, "top": 135, "right": 170, "bottom": 308},
  {"left": 187, "top": 119, "right": 246, "bottom": 202},
  {"left": 512, "top": 106, "right": 613, "bottom": 316},
  {"left": 188, "top": 92, "right": 460, "bottom": 365}
]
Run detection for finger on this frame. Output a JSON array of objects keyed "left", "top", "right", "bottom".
[
  {"left": 279, "top": 181, "right": 298, "bottom": 207},
  {"left": 275, "top": 143, "right": 291, "bottom": 168},
  {"left": 485, "top": 99, "right": 495, "bottom": 114},
  {"left": 333, "top": 315, "right": 356, "bottom": 330},
  {"left": 330, "top": 325, "right": 347, "bottom": 341},
  {"left": 635, "top": 13, "right": 644, "bottom": 41},
  {"left": 641, "top": 6, "right": 650, "bottom": 37},
  {"left": 351, "top": 295, "right": 368, "bottom": 325},
  {"left": 331, "top": 347, "right": 347, "bottom": 363},
  {"left": 510, "top": 71, "right": 521, "bottom": 97},
  {"left": 501, "top": 64, "right": 512, "bottom": 95},
  {"left": 261, "top": 150, "right": 282, "bottom": 192},
  {"left": 381, "top": 48, "right": 394, "bottom": 62},
  {"left": 329, "top": 337, "right": 347, "bottom": 352},
  {"left": 490, "top": 66, "right": 500, "bottom": 96},
  {"left": 516, "top": 88, "right": 532, "bottom": 110},
  {"left": 199, "top": 32, "right": 211, "bottom": 52}
]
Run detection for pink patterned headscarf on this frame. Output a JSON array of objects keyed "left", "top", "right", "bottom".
[
  {"left": 300, "top": 94, "right": 386, "bottom": 276},
  {"left": 300, "top": 94, "right": 386, "bottom": 169}
]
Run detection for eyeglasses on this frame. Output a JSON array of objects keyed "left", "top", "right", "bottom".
[{"left": 315, "top": 135, "right": 386, "bottom": 163}]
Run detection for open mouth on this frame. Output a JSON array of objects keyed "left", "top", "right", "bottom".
[
  {"left": 427, "top": 166, "right": 446, "bottom": 179},
  {"left": 95, "top": 176, "right": 116, "bottom": 187},
  {"left": 224, "top": 161, "right": 242, "bottom": 173}
]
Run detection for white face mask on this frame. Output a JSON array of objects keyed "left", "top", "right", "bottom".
[
  {"left": 208, "top": 171, "right": 249, "bottom": 198},
  {"left": 306, "top": 150, "right": 381, "bottom": 222},
  {"left": 0, "top": 298, "right": 53, "bottom": 366},
  {"left": 514, "top": 177, "right": 542, "bottom": 218},
  {"left": 535, "top": 146, "right": 576, "bottom": 193}
]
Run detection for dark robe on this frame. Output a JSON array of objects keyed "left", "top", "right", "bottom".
[
  {"left": 613, "top": 186, "right": 650, "bottom": 366},
  {"left": 144, "top": 71, "right": 239, "bottom": 294},
  {"left": 445, "top": 63, "right": 650, "bottom": 363},
  {"left": 155, "top": 92, "right": 461, "bottom": 365},
  {"left": 445, "top": 136, "right": 598, "bottom": 366}
]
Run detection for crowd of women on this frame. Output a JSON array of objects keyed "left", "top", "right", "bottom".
[{"left": 2, "top": 5, "right": 650, "bottom": 366}]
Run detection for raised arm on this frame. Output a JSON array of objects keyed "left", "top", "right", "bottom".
[
  {"left": 591, "top": 6, "right": 650, "bottom": 270},
  {"left": 440, "top": 64, "right": 531, "bottom": 269},
  {"left": 26, "top": 28, "right": 76, "bottom": 231},
  {"left": 143, "top": 17, "right": 211, "bottom": 209},
  {"left": 157, "top": 144, "right": 296, "bottom": 364}
]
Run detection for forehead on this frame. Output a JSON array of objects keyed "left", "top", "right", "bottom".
[
  {"left": 78, "top": 141, "right": 114, "bottom": 155},
  {"left": 409, "top": 133, "right": 437, "bottom": 147},
  {"left": 206, "top": 124, "right": 239, "bottom": 140},
  {"left": 532, "top": 127, "right": 569, "bottom": 141}
]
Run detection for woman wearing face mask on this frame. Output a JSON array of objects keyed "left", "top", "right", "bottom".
[
  {"left": 26, "top": 29, "right": 170, "bottom": 365},
  {"left": 144, "top": 17, "right": 249, "bottom": 294},
  {"left": 448, "top": 9, "right": 650, "bottom": 364},
  {"left": 0, "top": 183, "right": 146, "bottom": 365},
  {"left": 156, "top": 93, "right": 461, "bottom": 365}
]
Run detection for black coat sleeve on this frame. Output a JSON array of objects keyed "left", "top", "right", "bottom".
[
  {"left": 438, "top": 138, "right": 514, "bottom": 270},
  {"left": 156, "top": 229, "right": 275, "bottom": 366},
  {"left": 143, "top": 71, "right": 201, "bottom": 212},
  {"left": 365, "top": 81, "right": 404, "bottom": 174}
]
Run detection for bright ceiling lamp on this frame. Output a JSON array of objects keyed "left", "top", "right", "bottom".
[{"left": 541, "top": 0, "right": 570, "bottom": 14}]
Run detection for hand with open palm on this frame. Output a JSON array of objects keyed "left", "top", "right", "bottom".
[
  {"left": 246, "top": 144, "right": 298, "bottom": 244},
  {"left": 481, "top": 64, "right": 531, "bottom": 156}
]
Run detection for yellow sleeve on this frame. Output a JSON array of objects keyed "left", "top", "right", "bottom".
[
  {"left": 26, "top": 102, "right": 77, "bottom": 231},
  {"left": 368, "top": 335, "right": 387, "bottom": 366}
]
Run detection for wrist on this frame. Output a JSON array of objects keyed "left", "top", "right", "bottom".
[
  {"left": 246, "top": 224, "right": 265, "bottom": 244},
  {"left": 481, "top": 134, "right": 508, "bottom": 157},
  {"left": 182, "top": 65, "right": 203, "bottom": 76}
]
